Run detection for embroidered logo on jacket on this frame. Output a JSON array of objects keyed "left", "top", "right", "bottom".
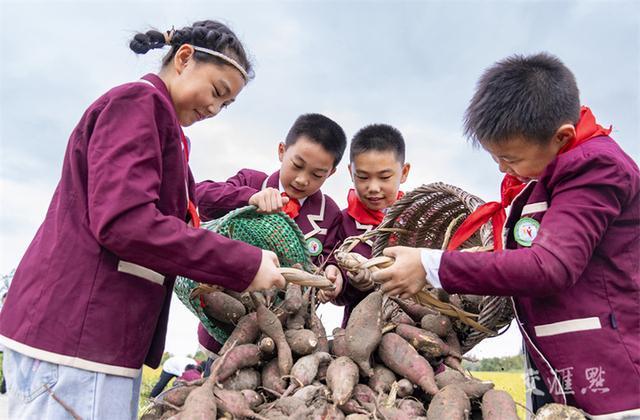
[
  {"left": 306, "top": 237, "right": 323, "bottom": 257},
  {"left": 514, "top": 217, "right": 540, "bottom": 247}
]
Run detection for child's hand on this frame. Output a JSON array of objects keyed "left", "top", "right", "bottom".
[
  {"left": 249, "top": 188, "right": 289, "bottom": 214},
  {"left": 346, "top": 268, "right": 375, "bottom": 292},
  {"left": 246, "top": 250, "right": 286, "bottom": 291},
  {"left": 371, "top": 246, "right": 427, "bottom": 299},
  {"left": 317, "top": 264, "right": 343, "bottom": 303}
]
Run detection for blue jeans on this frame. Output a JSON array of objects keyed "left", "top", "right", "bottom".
[{"left": 3, "top": 348, "right": 142, "bottom": 419}]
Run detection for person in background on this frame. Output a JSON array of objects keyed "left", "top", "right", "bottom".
[{"left": 149, "top": 355, "right": 197, "bottom": 397}]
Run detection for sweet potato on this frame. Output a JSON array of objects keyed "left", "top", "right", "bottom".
[
  {"left": 368, "top": 365, "right": 396, "bottom": 394},
  {"left": 284, "top": 352, "right": 332, "bottom": 397},
  {"left": 326, "top": 356, "right": 360, "bottom": 406},
  {"left": 339, "top": 399, "right": 368, "bottom": 415},
  {"left": 420, "top": 314, "right": 452, "bottom": 338},
  {"left": 443, "top": 331, "right": 468, "bottom": 376},
  {"left": 286, "top": 287, "right": 311, "bottom": 330},
  {"left": 161, "top": 384, "right": 196, "bottom": 406},
  {"left": 396, "top": 378, "right": 415, "bottom": 397},
  {"left": 395, "top": 324, "right": 464, "bottom": 359},
  {"left": 352, "top": 384, "right": 376, "bottom": 412},
  {"left": 201, "top": 291, "right": 246, "bottom": 324},
  {"left": 219, "top": 312, "right": 259, "bottom": 356},
  {"left": 308, "top": 400, "right": 346, "bottom": 420},
  {"left": 390, "top": 309, "right": 416, "bottom": 326},
  {"left": 240, "top": 389, "right": 263, "bottom": 409},
  {"left": 282, "top": 283, "right": 303, "bottom": 315},
  {"left": 390, "top": 297, "right": 439, "bottom": 322},
  {"left": 220, "top": 367, "right": 261, "bottom": 391},
  {"left": 426, "top": 384, "right": 470, "bottom": 420},
  {"left": 435, "top": 369, "right": 466, "bottom": 389},
  {"left": 292, "top": 384, "right": 329, "bottom": 404},
  {"left": 177, "top": 379, "right": 216, "bottom": 419},
  {"left": 261, "top": 359, "right": 287, "bottom": 396},
  {"left": 396, "top": 398, "right": 426, "bottom": 417},
  {"left": 214, "top": 388, "right": 267, "bottom": 420},
  {"left": 377, "top": 333, "right": 439, "bottom": 396},
  {"left": 331, "top": 327, "right": 349, "bottom": 357},
  {"left": 258, "top": 336, "right": 276, "bottom": 358},
  {"left": 308, "top": 306, "right": 329, "bottom": 353},
  {"left": 459, "top": 379, "right": 494, "bottom": 399},
  {"left": 481, "top": 389, "right": 519, "bottom": 420},
  {"left": 253, "top": 294, "right": 293, "bottom": 376},
  {"left": 285, "top": 329, "right": 318, "bottom": 355},
  {"left": 345, "top": 415, "right": 369, "bottom": 420},
  {"left": 213, "top": 344, "right": 262, "bottom": 383},
  {"left": 345, "top": 291, "right": 383, "bottom": 377},
  {"left": 534, "top": 403, "right": 586, "bottom": 419}
]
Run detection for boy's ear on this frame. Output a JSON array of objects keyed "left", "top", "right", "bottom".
[
  {"left": 554, "top": 124, "right": 576, "bottom": 150},
  {"left": 328, "top": 166, "right": 337, "bottom": 177},
  {"left": 347, "top": 162, "right": 354, "bottom": 181},
  {"left": 400, "top": 163, "right": 411, "bottom": 183},
  {"left": 277, "top": 142, "right": 286, "bottom": 162}
]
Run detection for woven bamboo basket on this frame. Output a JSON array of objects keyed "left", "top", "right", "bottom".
[{"left": 371, "top": 182, "right": 514, "bottom": 353}]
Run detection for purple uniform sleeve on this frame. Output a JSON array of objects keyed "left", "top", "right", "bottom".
[
  {"left": 440, "top": 153, "right": 629, "bottom": 297},
  {"left": 196, "top": 169, "right": 261, "bottom": 221},
  {"left": 86, "top": 92, "right": 261, "bottom": 292}
]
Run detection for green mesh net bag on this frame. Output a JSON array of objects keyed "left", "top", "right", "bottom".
[{"left": 174, "top": 205, "right": 315, "bottom": 344}]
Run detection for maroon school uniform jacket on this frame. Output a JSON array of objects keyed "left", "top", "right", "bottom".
[
  {"left": 195, "top": 169, "right": 342, "bottom": 352},
  {"left": 0, "top": 74, "right": 262, "bottom": 378},
  {"left": 439, "top": 137, "right": 640, "bottom": 418},
  {"left": 333, "top": 210, "right": 377, "bottom": 327}
]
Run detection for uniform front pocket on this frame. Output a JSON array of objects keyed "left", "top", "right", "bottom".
[{"left": 5, "top": 349, "right": 59, "bottom": 402}]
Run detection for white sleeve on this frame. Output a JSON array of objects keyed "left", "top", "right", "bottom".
[{"left": 420, "top": 249, "right": 444, "bottom": 289}]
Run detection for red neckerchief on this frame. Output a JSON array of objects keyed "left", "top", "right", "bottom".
[
  {"left": 347, "top": 189, "right": 405, "bottom": 226},
  {"left": 447, "top": 106, "right": 611, "bottom": 251},
  {"left": 179, "top": 130, "right": 201, "bottom": 228},
  {"left": 281, "top": 192, "right": 301, "bottom": 219}
]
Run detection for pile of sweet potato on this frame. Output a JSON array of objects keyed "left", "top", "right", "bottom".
[{"left": 141, "top": 286, "right": 521, "bottom": 420}]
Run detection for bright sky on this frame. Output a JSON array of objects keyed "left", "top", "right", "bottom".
[{"left": 1, "top": 0, "right": 638, "bottom": 359}]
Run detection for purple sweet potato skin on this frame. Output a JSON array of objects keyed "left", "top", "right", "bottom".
[
  {"left": 345, "top": 291, "right": 383, "bottom": 377},
  {"left": 426, "top": 384, "right": 470, "bottom": 420},
  {"left": 331, "top": 327, "right": 349, "bottom": 357},
  {"left": 202, "top": 291, "right": 246, "bottom": 324},
  {"left": 368, "top": 365, "right": 397, "bottom": 394},
  {"left": 481, "top": 389, "right": 519, "bottom": 420},
  {"left": 255, "top": 297, "right": 293, "bottom": 376},
  {"left": 261, "top": 358, "right": 287, "bottom": 395},
  {"left": 327, "top": 356, "right": 360, "bottom": 406},
  {"left": 213, "top": 344, "right": 262, "bottom": 383},
  {"left": 377, "top": 333, "right": 439, "bottom": 396},
  {"left": 220, "top": 312, "right": 259, "bottom": 355}
]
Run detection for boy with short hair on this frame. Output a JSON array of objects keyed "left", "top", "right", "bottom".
[
  {"left": 373, "top": 53, "right": 640, "bottom": 417},
  {"left": 321, "top": 124, "right": 410, "bottom": 327},
  {"left": 195, "top": 113, "right": 347, "bottom": 356}
]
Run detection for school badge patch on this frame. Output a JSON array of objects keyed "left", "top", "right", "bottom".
[
  {"left": 514, "top": 217, "right": 540, "bottom": 247},
  {"left": 306, "top": 237, "right": 323, "bottom": 257}
]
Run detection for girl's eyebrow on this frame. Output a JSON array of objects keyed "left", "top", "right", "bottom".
[{"left": 218, "top": 80, "right": 231, "bottom": 96}]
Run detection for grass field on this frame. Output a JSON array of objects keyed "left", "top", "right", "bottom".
[{"left": 138, "top": 366, "right": 528, "bottom": 419}]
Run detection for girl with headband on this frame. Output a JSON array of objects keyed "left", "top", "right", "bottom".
[{"left": 0, "top": 20, "right": 286, "bottom": 418}]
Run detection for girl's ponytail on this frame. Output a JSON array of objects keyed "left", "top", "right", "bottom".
[{"left": 129, "top": 20, "right": 253, "bottom": 80}]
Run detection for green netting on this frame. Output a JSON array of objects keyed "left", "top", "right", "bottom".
[{"left": 174, "top": 205, "right": 315, "bottom": 344}]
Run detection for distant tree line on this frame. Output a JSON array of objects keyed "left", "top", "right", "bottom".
[{"left": 464, "top": 354, "right": 524, "bottom": 372}]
